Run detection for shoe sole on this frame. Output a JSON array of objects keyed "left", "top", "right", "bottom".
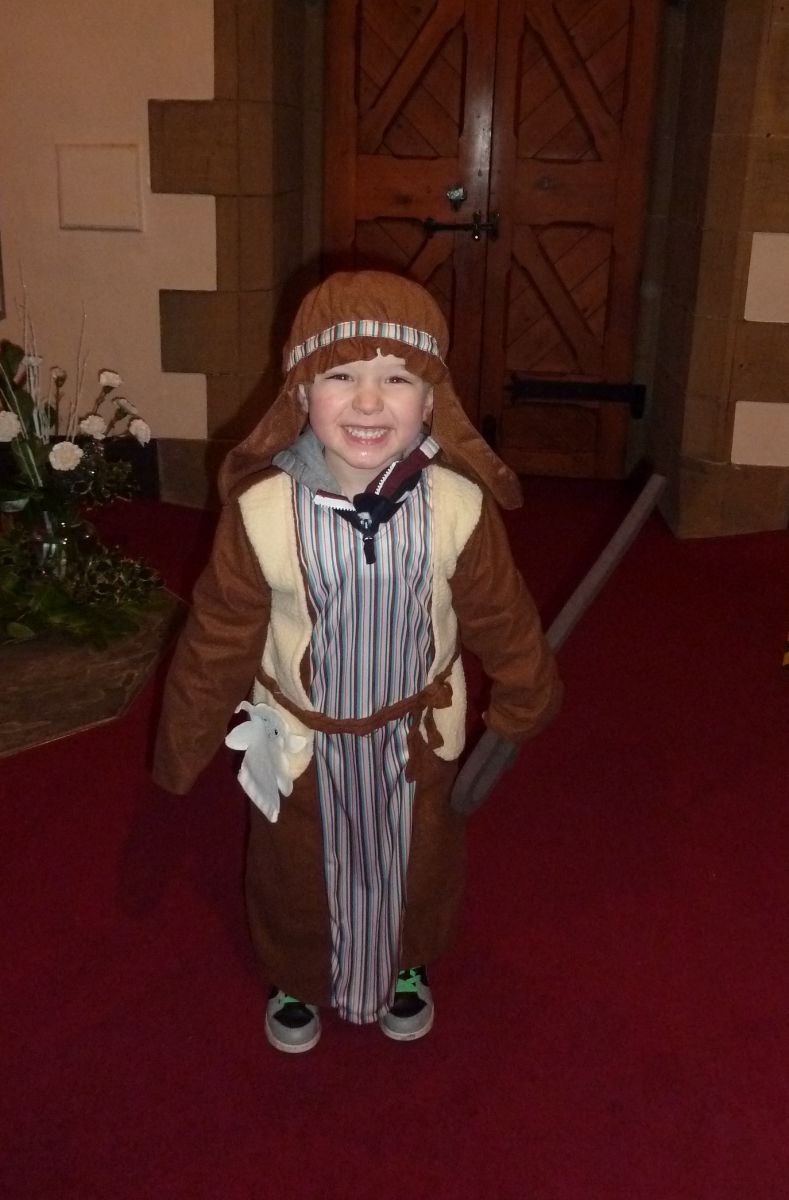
[
  {"left": 265, "top": 1015, "right": 322, "bottom": 1054},
  {"left": 378, "top": 1006, "right": 434, "bottom": 1043}
]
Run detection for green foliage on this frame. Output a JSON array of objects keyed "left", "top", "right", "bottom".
[
  {"left": 0, "top": 521, "right": 163, "bottom": 649},
  {"left": 0, "top": 337, "right": 161, "bottom": 648},
  {"left": 50, "top": 441, "right": 136, "bottom": 511}
]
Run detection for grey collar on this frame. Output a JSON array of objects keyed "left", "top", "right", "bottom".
[{"left": 272, "top": 427, "right": 342, "bottom": 495}]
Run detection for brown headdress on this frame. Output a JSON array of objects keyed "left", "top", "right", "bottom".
[{"left": 219, "top": 270, "right": 522, "bottom": 508}]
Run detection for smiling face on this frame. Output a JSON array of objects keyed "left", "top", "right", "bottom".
[{"left": 301, "top": 353, "right": 434, "bottom": 497}]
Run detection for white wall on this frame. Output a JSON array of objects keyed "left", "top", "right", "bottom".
[{"left": 0, "top": 1, "right": 215, "bottom": 439}]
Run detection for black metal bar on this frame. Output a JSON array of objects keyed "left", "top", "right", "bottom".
[
  {"left": 423, "top": 211, "right": 499, "bottom": 240},
  {"left": 506, "top": 375, "right": 646, "bottom": 418}
]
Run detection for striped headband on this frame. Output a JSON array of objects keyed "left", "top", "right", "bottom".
[{"left": 286, "top": 319, "right": 444, "bottom": 371}]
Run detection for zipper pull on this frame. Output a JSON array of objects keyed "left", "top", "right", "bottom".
[{"left": 362, "top": 532, "right": 376, "bottom": 565}]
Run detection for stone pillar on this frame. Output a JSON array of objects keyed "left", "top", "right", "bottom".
[
  {"left": 651, "top": 0, "right": 789, "bottom": 536},
  {"left": 149, "top": 0, "right": 324, "bottom": 507}
]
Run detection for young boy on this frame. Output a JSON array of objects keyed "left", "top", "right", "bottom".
[{"left": 153, "top": 270, "right": 561, "bottom": 1053}]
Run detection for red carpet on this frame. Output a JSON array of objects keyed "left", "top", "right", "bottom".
[{"left": 3, "top": 481, "right": 789, "bottom": 1200}]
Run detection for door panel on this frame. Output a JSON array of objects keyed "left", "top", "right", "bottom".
[
  {"left": 482, "top": 0, "right": 661, "bottom": 476},
  {"left": 324, "top": 0, "right": 662, "bottom": 477},
  {"left": 324, "top": 0, "right": 498, "bottom": 417}
]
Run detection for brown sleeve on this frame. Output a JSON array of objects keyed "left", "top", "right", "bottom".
[
  {"left": 449, "top": 494, "right": 563, "bottom": 742},
  {"left": 152, "top": 500, "right": 271, "bottom": 794}
]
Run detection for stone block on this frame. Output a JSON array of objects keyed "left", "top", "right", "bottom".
[
  {"left": 273, "top": 102, "right": 304, "bottom": 193},
  {"left": 695, "top": 228, "right": 749, "bottom": 321},
  {"left": 681, "top": 385, "right": 734, "bottom": 463},
  {"left": 157, "top": 438, "right": 219, "bottom": 509},
  {"left": 668, "top": 129, "right": 710, "bottom": 227},
  {"left": 160, "top": 290, "right": 240, "bottom": 375},
  {"left": 714, "top": 1, "right": 767, "bottom": 136},
  {"left": 239, "top": 101, "right": 275, "bottom": 196},
  {"left": 272, "top": 0, "right": 306, "bottom": 109},
  {"left": 216, "top": 197, "right": 240, "bottom": 292},
  {"left": 742, "top": 135, "right": 789, "bottom": 232},
  {"left": 206, "top": 373, "right": 241, "bottom": 438},
  {"left": 214, "top": 0, "right": 239, "bottom": 100},
  {"left": 686, "top": 315, "right": 736, "bottom": 411},
  {"left": 732, "top": 319, "right": 789, "bottom": 403},
  {"left": 704, "top": 134, "right": 750, "bottom": 231},
  {"left": 272, "top": 191, "right": 306, "bottom": 284},
  {"left": 655, "top": 297, "right": 693, "bottom": 391},
  {"left": 240, "top": 196, "right": 275, "bottom": 290},
  {"left": 669, "top": 455, "right": 789, "bottom": 537},
  {"left": 650, "top": 366, "right": 688, "bottom": 455},
  {"left": 239, "top": 289, "right": 280, "bottom": 373},
  {"left": 149, "top": 100, "right": 238, "bottom": 196},
  {"left": 238, "top": 0, "right": 274, "bottom": 102},
  {"left": 663, "top": 219, "right": 702, "bottom": 308},
  {"left": 753, "top": 19, "right": 789, "bottom": 136}
]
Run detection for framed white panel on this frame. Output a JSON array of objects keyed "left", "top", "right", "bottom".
[{"left": 57, "top": 144, "right": 143, "bottom": 231}]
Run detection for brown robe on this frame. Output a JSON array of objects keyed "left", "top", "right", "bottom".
[{"left": 153, "top": 462, "right": 562, "bottom": 1005}]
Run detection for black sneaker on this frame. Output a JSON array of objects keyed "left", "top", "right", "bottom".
[
  {"left": 265, "top": 988, "right": 321, "bottom": 1053},
  {"left": 378, "top": 966, "right": 434, "bottom": 1042}
]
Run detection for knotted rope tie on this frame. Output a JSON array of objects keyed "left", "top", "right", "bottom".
[{"left": 255, "top": 651, "right": 459, "bottom": 751}]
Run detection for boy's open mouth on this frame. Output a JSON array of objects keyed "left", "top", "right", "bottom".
[{"left": 343, "top": 426, "right": 390, "bottom": 442}]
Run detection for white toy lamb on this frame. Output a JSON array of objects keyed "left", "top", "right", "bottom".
[{"left": 224, "top": 701, "right": 308, "bottom": 823}]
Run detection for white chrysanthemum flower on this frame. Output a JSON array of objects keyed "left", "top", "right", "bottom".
[
  {"left": 0, "top": 410, "right": 23, "bottom": 442},
  {"left": 98, "top": 368, "right": 122, "bottom": 389},
  {"left": 129, "top": 418, "right": 151, "bottom": 445},
  {"left": 49, "top": 441, "right": 84, "bottom": 471},
  {"left": 79, "top": 414, "right": 108, "bottom": 440},
  {"left": 114, "top": 395, "right": 138, "bottom": 416}
]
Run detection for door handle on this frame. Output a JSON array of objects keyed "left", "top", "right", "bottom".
[{"left": 422, "top": 211, "right": 499, "bottom": 240}]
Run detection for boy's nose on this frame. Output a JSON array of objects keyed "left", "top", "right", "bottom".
[{"left": 352, "top": 380, "right": 383, "bottom": 413}]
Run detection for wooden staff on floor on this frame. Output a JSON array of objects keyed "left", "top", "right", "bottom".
[{"left": 451, "top": 473, "right": 668, "bottom": 814}]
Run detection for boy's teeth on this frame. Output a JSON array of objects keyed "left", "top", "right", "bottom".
[{"left": 346, "top": 427, "right": 386, "bottom": 439}]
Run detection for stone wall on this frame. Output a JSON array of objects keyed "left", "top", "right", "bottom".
[
  {"left": 150, "top": 0, "right": 324, "bottom": 506},
  {"left": 651, "top": 0, "right": 789, "bottom": 536}
]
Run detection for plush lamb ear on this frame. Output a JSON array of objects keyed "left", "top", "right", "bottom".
[
  {"left": 234, "top": 700, "right": 256, "bottom": 719},
  {"left": 285, "top": 732, "right": 308, "bottom": 754},
  {"left": 225, "top": 725, "right": 255, "bottom": 751},
  {"left": 276, "top": 771, "right": 295, "bottom": 798}
]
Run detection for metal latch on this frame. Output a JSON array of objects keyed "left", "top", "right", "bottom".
[{"left": 422, "top": 211, "right": 499, "bottom": 240}]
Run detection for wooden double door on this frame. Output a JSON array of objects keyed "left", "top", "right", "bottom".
[{"left": 323, "top": 0, "right": 662, "bottom": 477}]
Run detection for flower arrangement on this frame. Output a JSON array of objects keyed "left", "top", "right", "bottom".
[
  {"left": 0, "top": 342, "right": 152, "bottom": 511},
  {"left": 0, "top": 336, "right": 162, "bottom": 646}
]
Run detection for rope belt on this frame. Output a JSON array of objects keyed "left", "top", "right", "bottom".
[{"left": 256, "top": 648, "right": 459, "bottom": 751}]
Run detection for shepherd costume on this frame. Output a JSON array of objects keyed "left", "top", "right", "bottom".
[{"left": 153, "top": 271, "right": 562, "bottom": 1024}]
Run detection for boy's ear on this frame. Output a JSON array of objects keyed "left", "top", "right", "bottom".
[
  {"left": 297, "top": 383, "right": 309, "bottom": 412},
  {"left": 423, "top": 386, "right": 434, "bottom": 421}
]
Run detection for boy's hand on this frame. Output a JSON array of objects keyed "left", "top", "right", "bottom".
[{"left": 450, "top": 729, "right": 520, "bottom": 815}]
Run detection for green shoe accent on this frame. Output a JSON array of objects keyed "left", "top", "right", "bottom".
[
  {"left": 380, "top": 967, "right": 434, "bottom": 1042},
  {"left": 395, "top": 967, "right": 425, "bottom": 994}
]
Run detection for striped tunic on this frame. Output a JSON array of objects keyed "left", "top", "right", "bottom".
[{"left": 294, "top": 475, "right": 434, "bottom": 1023}]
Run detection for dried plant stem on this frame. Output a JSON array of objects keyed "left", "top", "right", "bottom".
[{"left": 67, "top": 308, "right": 88, "bottom": 441}]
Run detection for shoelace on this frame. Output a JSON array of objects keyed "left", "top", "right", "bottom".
[{"left": 395, "top": 968, "right": 423, "bottom": 995}]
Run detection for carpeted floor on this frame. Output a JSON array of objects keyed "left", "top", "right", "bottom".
[{"left": 2, "top": 480, "right": 788, "bottom": 1200}]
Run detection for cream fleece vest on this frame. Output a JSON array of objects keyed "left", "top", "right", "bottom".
[{"left": 238, "top": 466, "right": 483, "bottom": 777}]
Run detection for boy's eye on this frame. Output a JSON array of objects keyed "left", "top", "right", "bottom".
[{"left": 324, "top": 372, "right": 351, "bottom": 382}]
